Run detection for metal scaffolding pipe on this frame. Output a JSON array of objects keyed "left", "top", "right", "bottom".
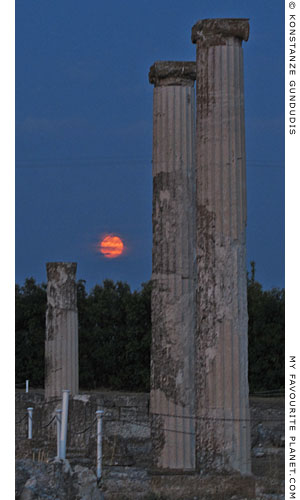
[
  {"left": 56, "top": 409, "right": 62, "bottom": 458},
  {"left": 59, "top": 390, "right": 70, "bottom": 459},
  {"left": 96, "top": 410, "right": 104, "bottom": 481},
  {"left": 27, "top": 407, "right": 33, "bottom": 440}
]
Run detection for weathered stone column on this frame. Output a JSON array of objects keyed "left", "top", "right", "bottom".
[
  {"left": 45, "top": 262, "right": 79, "bottom": 400},
  {"left": 191, "top": 19, "right": 251, "bottom": 474},
  {"left": 149, "top": 61, "right": 197, "bottom": 470}
]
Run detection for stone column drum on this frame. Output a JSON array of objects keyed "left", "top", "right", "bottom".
[
  {"left": 45, "top": 262, "right": 79, "bottom": 400},
  {"left": 192, "top": 19, "right": 251, "bottom": 474},
  {"left": 149, "top": 61, "right": 197, "bottom": 470}
]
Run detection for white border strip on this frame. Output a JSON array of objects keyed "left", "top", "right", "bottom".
[
  {"left": 286, "top": 0, "right": 300, "bottom": 498},
  {"left": 0, "top": 0, "right": 15, "bottom": 493}
]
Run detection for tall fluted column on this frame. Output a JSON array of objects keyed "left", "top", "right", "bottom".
[
  {"left": 149, "top": 61, "right": 197, "bottom": 470},
  {"left": 192, "top": 19, "right": 251, "bottom": 474},
  {"left": 45, "top": 262, "right": 79, "bottom": 400}
]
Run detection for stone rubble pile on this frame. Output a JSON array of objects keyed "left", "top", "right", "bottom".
[{"left": 16, "top": 458, "right": 104, "bottom": 500}]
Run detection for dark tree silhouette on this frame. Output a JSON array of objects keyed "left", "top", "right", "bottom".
[
  {"left": 247, "top": 262, "right": 284, "bottom": 392},
  {"left": 15, "top": 269, "right": 284, "bottom": 393}
]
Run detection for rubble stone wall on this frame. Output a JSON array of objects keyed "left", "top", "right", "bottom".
[
  {"left": 16, "top": 391, "right": 283, "bottom": 466},
  {"left": 16, "top": 391, "right": 284, "bottom": 499},
  {"left": 16, "top": 390, "right": 150, "bottom": 467}
]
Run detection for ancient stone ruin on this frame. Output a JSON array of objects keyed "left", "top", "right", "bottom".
[
  {"left": 45, "top": 262, "right": 79, "bottom": 400},
  {"left": 192, "top": 17, "right": 251, "bottom": 475},
  {"left": 149, "top": 61, "right": 197, "bottom": 470},
  {"left": 16, "top": 16, "right": 286, "bottom": 500},
  {"left": 150, "top": 18, "right": 251, "bottom": 475}
]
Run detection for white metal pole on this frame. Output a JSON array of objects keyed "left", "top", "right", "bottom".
[
  {"left": 96, "top": 410, "right": 104, "bottom": 481},
  {"left": 26, "top": 380, "right": 29, "bottom": 393},
  {"left": 27, "top": 407, "right": 33, "bottom": 439},
  {"left": 59, "top": 390, "right": 70, "bottom": 459},
  {"left": 56, "top": 409, "right": 62, "bottom": 458}
]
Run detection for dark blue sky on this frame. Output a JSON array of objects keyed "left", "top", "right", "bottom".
[{"left": 15, "top": 0, "right": 284, "bottom": 291}]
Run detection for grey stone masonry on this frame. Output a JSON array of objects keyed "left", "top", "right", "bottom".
[
  {"left": 149, "top": 61, "right": 197, "bottom": 470},
  {"left": 192, "top": 19, "right": 251, "bottom": 474},
  {"left": 45, "top": 263, "right": 79, "bottom": 400}
]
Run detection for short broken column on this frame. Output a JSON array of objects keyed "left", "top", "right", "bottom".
[
  {"left": 45, "top": 262, "right": 79, "bottom": 400},
  {"left": 191, "top": 19, "right": 251, "bottom": 474},
  {"left": 149, "top": 61, "right": 197, "bottom": 470}
]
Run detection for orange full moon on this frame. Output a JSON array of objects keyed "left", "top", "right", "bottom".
[{"left": 98, "top": 235, "right": 124, "bottom": 259}]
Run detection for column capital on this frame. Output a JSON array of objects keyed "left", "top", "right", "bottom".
[
  {"left": 149, "top": 61, "right": 196, "bottom": 87},
  {"left": 191, "top": 18, "right": 249, "bottom": 46}
]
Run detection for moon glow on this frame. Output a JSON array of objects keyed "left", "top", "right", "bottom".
[{"left": 99, "top": 235, "right": 124, "bottom": 259}]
